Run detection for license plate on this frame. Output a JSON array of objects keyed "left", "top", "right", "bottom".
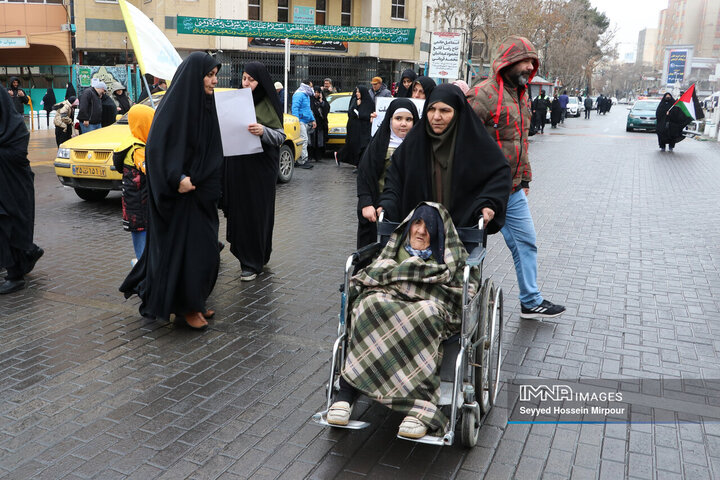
[{"left": 72, "top": 165, "right": 106, "bottom": 177}]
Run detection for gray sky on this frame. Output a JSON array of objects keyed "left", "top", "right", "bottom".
[{"left": 590, "top": 0, "right": 666, "bottom": 60}]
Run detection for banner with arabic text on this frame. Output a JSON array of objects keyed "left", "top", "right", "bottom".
[{"left": 177, "top": 16, "right": 415, "bottom": 45}]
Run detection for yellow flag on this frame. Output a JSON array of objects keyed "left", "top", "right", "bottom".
[{"left": 119, "top": 0, "right": 182, "bottom": 81}]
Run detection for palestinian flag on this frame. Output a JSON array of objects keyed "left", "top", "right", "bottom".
[{"left": 671, "top": 84, "right": 704, "bottom": 121}]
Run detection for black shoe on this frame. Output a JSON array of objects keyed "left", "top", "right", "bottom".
[
  {"left": 0, "top": 279, "right": 25, "bottom": 294},
  {"left": 300, "top": 163, "right": 314, "bottom": 169},
  {"left": 24, "top": 246, "right": 44, "bottom": 275},
  {"left": 660, "top": 147, "right": 665, "bottom": 151},
  {"left": 520, "top": 300, "right": 565, "bottom": 319}
]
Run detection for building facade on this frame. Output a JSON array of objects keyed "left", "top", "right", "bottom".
[
  {"left": 71, "top": 0, "right": 423, "bottom": 92},
  {"left": 654, "top": 0, "right": 720, "bottom": 94},
  {"left": 636, "top": 28, "right": 658, "bottom": 67},
  {"left": 655, "top": 0, "right": 720, "bottom": 67}
]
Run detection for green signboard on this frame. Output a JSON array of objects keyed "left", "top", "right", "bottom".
[{"left": 177, "top": 16, "right": 415, "bottom": 45}]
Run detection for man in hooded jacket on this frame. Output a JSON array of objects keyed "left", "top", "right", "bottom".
[
  {"left": 6, "top": 77, "right": 29, "bottom": 115},
  {"left": 469, "top": 35, "right": 565, "bottom": 320}
]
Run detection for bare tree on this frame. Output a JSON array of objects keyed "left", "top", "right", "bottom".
[{"left": 431, "top": 0, "right": 613, "bottom": 90}]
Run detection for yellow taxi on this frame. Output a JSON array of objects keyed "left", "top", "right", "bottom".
[
  {"left": 326, "top": 92, "right": 352, "bottom": 150},
  {"left": 54, "top": 89, "right": 303, "bottom": 201}
]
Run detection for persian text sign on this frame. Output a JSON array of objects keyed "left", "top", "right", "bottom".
[
  {"left": 428, "top": 32, "right": 461, "bottom": 78},
  {"left": 667, "top": 50, "right": 687, "bottom": 84},
  {"left": 0, "top": 37, "right": 28, "bottom": 48},
  {"left": 177, "top": 16, "right": 415, "bottom": 44}
]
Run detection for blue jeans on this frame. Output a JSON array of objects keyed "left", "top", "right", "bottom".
[
  {"left": 500, "top": 190, "right": 543, "bottom": 308},
  {"left": 80, "top": 123, "right": 101, "bottom": 134},
  {"left": 131, "top": 231, "right": 146, "bottom": 260}
]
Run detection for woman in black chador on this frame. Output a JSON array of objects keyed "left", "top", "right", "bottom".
[
  {"left": 0, "top": 89, "right": 44, "bottom": 294},
  {"left": 656, "top": 92, "right": 685, "bottom": 152},
  {"left": 356, "top": 98, "right": 419, "bottom": 249},
  {"left": 120, "top": 52, "right": 224, "bottom": 330},
  {"left": 335, "top": 86, "right": 374, "bottom": 167},
  {"left": 223, "top": 61, "right": 286, "bottom": 281}
]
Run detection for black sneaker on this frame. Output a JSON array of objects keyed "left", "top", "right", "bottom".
[{"left": 520, "top": 300, "right": 565, "bottom": 319}]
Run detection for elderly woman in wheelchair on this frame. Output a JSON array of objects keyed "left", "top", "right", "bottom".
[{"left": 316, "top": 202, "right": 502, "bottom": 445}]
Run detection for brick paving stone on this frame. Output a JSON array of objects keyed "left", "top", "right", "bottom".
[{"left": 2, "top": 117, "right": 720, "bottom": 478}]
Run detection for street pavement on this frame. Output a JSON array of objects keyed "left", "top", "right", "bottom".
[{"left": 1, "top": 107, "right": 720, "bottom": 479}]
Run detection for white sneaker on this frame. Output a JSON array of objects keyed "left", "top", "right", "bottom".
[
  {"left": 397, "top": 416, "right": 427, "bottom": 439},
  {"left": 327, "top": 401, "right": 352, "bottom": 426}
]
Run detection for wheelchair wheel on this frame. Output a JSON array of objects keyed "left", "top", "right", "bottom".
[
  {"left": 476, "top": 279, "right": 496, "bottom": 415},
  {"left": 488, "top": 288, "right": 503, "bottom": 409},
  {"left": 460, "top": 406, "right": 479, "bottom": 447}
]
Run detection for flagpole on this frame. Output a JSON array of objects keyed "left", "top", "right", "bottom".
[
  {"left": 143, "top": 75, "right": 155, "bottom": 108},
  {"left": 284, "top": 37, "right": 289, "bottom": 114}
]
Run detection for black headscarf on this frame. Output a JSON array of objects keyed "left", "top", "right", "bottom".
[
  {"left": 656, "top": 93, "right": 675, "bottom": 132},
  {"left": 395, "top": 69, "right": 418, "bottom": 98},
  {"left": 242, "top": 61, "right": 283, "bottom": 127},
  {"left": 42, "top": 88, "right": 56, "bottom": 112},
  {"left": 145, "top": 51, "right": 223, "bottom": 217},
  {"left": 349, "top": 85, "right": 374, "bottom": 120},
  {"left": 379, "top": 83, "right": 511, "bottom": 233},
  {"left": 411, "top": 76, "right": 436, "bottom": 99},
  {"left": 65, "top": 82, "right": 76, "bottom": 101},
  {"left": 0, "top": 88, "right": 34, "bottom": 265},
  {"left": 357, "top": 98, "right": 419, "bottom": 208},
  {"left": 402, "top": 204, "right": 445, "bottom": 263}
]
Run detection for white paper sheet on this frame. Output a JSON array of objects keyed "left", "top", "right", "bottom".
[
  {"left": 371, "top": 97, "right": 425, "bottom": 136},
  {"left": 214, "top": 89, "right": 263, "bottom": 156}
]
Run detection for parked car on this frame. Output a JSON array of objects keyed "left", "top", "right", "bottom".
[
  {"left": 54, "top": 89, "right": 303, "bottom": 201},
  {"left": 566, "top": 96, "right": 581, "bottom": 117},
  {"left": 326, "top": 92, "right": 352, "bottom": 150},
  {"left": 625, "top": 98, "right": 661, "bottom": 132}
]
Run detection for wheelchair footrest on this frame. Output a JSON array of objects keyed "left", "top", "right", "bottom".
[
  {"left": 312, "top": 411, "right": 371, "bottom": 430},
  {"left": 397, "top": 431, "right": 453, "bottom": 446}
]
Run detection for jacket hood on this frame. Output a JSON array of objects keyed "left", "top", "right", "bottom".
[
  {"left": 8, "top": 76, "right": 20, "bottom": 88},
  {"left": 128, "top": 104, "right": 154, "bottom": 144},
  {"left": 491, "top": 36, "right": 539, "bottom": 83}
]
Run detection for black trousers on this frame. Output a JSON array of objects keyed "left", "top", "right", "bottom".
[{"left": 55, "top": 126, "right": 72, "bottom": 147}]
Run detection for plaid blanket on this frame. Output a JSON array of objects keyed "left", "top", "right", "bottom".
[{"left": 342, "top": 202, "right": 480, "bottom": 433}]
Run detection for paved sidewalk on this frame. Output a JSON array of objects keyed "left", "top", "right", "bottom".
[{"left": 1, "top": 111, "right": 720, "bottom": 479}]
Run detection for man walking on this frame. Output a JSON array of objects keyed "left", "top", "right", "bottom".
[
  {"left": 469, "top": 35, "right": 566, "bottom": 320},
  {"left": 584, "top": 96, "right": 593, "bottom": 119},
  {"left": 77, "top": 79, "right": 106, "bottom": 134},
  {"left": 291, "top": 79, "right": 316, "bottom": 169},
  {"left": 558, "top": 90, "right": 569, "bottom": 123},
  {"left": 368, "top": 76, "right": 392, "bottom": 104}
]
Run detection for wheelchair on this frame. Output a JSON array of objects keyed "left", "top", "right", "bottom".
[{"left": 313, "top": 213, "right": 504, "bottom": 447}]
